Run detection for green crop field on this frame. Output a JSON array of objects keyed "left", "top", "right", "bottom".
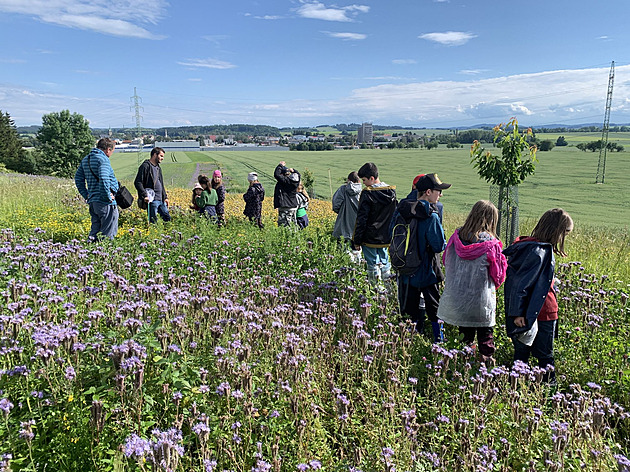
[
  {"left": 111, "top": 146, "right": 630, "bottom": 229},
  {"left": 536, "top": 131, "right": 630, "bottom": 146}
]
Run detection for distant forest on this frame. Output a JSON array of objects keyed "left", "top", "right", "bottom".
[{"left": 17, "top": 123, "right": 630, "bottom": 139}]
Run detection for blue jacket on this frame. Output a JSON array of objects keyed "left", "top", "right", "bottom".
[
  {"left": 393, "top": 198, "right": 446, "bottom": 288},
  {"left": 75, "top": 148, "right": 119, "bottom": 205},
  {"left": 503, "top": 238, "right": 555, "bottom": 337}
]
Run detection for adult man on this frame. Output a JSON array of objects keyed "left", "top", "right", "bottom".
[
  {"left": 134, "top": 147, "right": 171, "bottom": 223},
  {"left": 273, "top": 161, "right": 300, "bottom": 227},
  {"left": 74, "top": 137, "right": 120, "bottom": 240}
]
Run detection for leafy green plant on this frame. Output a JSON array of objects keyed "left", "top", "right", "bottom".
[{"left": 470, "top": 117, "right": 538, "bottom": 188}]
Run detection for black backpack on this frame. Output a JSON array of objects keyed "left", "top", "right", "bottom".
[{"left": 389, "top": 199, "right": 427, "bottom": 275}]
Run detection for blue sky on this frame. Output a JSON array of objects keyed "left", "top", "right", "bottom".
[{"left": 2, "top": 0, "right": 630, "bottom": 129}]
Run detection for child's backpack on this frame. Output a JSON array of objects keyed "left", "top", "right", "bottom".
[{"left": 389, "top": 200, "right": 428, "bottom": 275}]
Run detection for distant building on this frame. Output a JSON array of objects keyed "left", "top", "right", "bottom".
[
  {"left": 154, "top": 140, "right": 200, "bottom": 151},
  {"left": 357, "top": 122, "right": 373, "bottom": 145}
]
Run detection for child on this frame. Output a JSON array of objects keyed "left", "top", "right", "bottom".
[
  {"left": 243, "top": 172, "right": 265, "bottom": 229},
  {"left": 211, "top": 170, "right": 226, "bottom": 226},
  {"left": 295, "top": 182, "right": 310, "bottom": 229},
  {"left": 273, "top": 161, "right": 301, "bottom": 227},
  {"left": 190, "top": 182, "right": 203, "bottom": 213},
  {"left": 196, "top": 175, "right": 218, "bottom": 220},
  {"left": 392, "top": 173, "right": 449, "bottom": 342},
  {"left": 503, "top": 208, "right": 574, "bottom": 382},
  {"left": 437, "top": 201, "right": 507, "bottom": 361},
  {"left": 332, "top": 171, "right": 362, "bottom": 243},
  {"left": 352, "top": 162, "right": 397, "bottom": 286}
]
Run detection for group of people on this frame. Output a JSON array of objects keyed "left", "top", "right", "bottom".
[
  {"left": 75, "top": 142, "right": 573, "bottom": 379},
  {"left": 334, "top": 161, "right": 573, "bottom": 380}
]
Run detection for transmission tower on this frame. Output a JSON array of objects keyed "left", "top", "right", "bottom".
[
  {"left": 596, "top": 61, "right": 614, "bottom": 184},
  {"left": 130, "top": 87, "right": 144, "bottom": 165}
]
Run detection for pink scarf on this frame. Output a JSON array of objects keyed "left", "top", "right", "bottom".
[{"left": 443, "top": 229, "right": 507, "bottom": 288}]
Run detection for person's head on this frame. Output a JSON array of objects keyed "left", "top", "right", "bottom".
[
  {"left": 150, "top": 147, "right": 165, "bottom": 164},
  {"left": 297, "top": 181, "right": 304, "bottom": 192},
  {"left": 459, "top": 200, "right": 499, "bottom": 242},
  {"left": 412, "top": 174, "right": 425, "bottom": 190},
  {"left": 198, "top": 175, "right": 211, "bottom": 190},
  {"left": 247, "top": 172, "right": 259, "bottom": 184},
  {"left": 415, "top": 173, "right": 451, "bottom": 204},
  {"left": 531, "top": 208, "right": 574, "bottom": 256},
  {"left": 212, "top": 170, "right": 222, "bottom": 187},
  {"left": 96, "top": 138, "right": 115, "bottom": 157},
  {"left": 347, "top": 171, "right": 360, "bottom": 183},
  {"left": 192, "top": 182, "right": 203, "bottom": 195},
  {"left": 357, "top": 162, "right": 379, "bottom": 186}
]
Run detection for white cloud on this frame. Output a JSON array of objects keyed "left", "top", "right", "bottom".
[
  {"left": 419, "top": 31, "right": 476, "bottom": 46},
  {"left": 297, "top": 1, "right": 369, "bottom": 22},
  {"left": 0, "top": 0, "right": 167, "bottom": 39},
  {"left": 459, "top": 69, "right": 488, "bottom": 75},
  {"left": 392, "top": 59, "right": 417, "bottom": 65},
  {"left": 188, "top": 78, "right": 202, "bottom": 82},
  {"left": 254, "top": 15, "right": 283, "bottom": 20},
  {"left": 323, "top": 31, "right": 367, "bottom": 40},
  {"left": 177, "top": 58, "right": 237, "bottom": 70},
  {"left": 6, "top": 65, "right": 630, "bottom": 128}
]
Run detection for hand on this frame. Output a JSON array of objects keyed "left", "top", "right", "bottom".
[
  {"left": 514, "top": 317, "right": 526, "bottom": 328},
  {"left": 144, "top": 197, "right": 150, "bottom": 202},
  {"left": 164, "top": 199, "right": 169, "bottom": 207}
]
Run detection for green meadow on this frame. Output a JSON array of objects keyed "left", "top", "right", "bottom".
[{"left": 111, "top": 146, "right": 630, "bottom": 230}]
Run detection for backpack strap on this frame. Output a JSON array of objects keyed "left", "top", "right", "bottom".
[{"left": 87, "top": 155, "right": 99, "bottom": 182}]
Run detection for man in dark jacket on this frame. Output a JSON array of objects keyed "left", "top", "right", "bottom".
[
  {"left": 134, "top": 147, "right": 171, "bottom": 223},
  {"left": 352, "top": 162, "right": 397, "bottom": 285},
  {"left": 273, "top": 161, "right": 300, "bottom": 227}
]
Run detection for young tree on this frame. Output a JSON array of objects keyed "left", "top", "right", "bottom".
[
  {"left": 470, "top": 118, "right": 537, "bottom": 243},
  {"left": 36, "top": 110, "right": 94, "bottom": 177},
  {"left": 0, "top": 110, "right": 29, "bottom": 173}
]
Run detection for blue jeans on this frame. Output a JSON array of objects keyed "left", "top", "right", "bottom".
[
  {"left": 361, "top": 246, "right": 391, "bottom": 282},
  {"left": 513, "top": 319, "right": 556, "bottom": 380},
  {"left": 149, "top": 200, "right": 171, "bottom": 223},
  {"left": 88, "top": 201, "right": 118, "bottom": 240}
]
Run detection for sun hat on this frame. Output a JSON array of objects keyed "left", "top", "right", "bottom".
[
  {"left": 193, "top": 183, "right": 203, "bottom": 190},
  {"left": 247, "top": 172, "right": 258, "bottom": 182},
  {"left": 213, "top": 170, "right": 222, "bottom": 178},
  {"left": 415, "top": 173, "right": 451, "bottom": 192}
]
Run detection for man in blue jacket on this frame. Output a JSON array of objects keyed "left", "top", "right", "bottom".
[{"left": 74, "top": 138, "right": 119, "bottom": 241}]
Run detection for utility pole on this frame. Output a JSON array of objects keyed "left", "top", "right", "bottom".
[
  {"left": 130, "top": 87, "right": 144, "bottom": 166},
  {"left": 596, "top": 61, "right": 614, "bottom": 184}
]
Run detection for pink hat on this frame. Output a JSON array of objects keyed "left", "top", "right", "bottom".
[
  {"left": 193, "top": 183, "right": 203, "bottom": 190},
  {"left": 213, "top": 170, "right": 222, "bottom": 178}
]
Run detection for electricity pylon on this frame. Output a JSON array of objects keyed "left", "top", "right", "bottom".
[{"left": 596, "top": 61, "right": 614, "bottom": 184}]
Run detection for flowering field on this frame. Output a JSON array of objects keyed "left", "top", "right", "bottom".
[{"left": 0, "top": 173, "right": 629, "bottom": 471}]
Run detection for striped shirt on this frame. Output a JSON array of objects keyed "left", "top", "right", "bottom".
[{"left": 74, "top": 148, "right": 119, "bottom": 205}]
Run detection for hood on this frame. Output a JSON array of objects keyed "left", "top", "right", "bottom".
[
  {"left": 503, "top": 237, "right": 545, "bottom": 258},
  {"left": 397, "top": 197, "right": 432, "bottom": 220},
  {"left": 346, "top": 182, "right": 362, "bottom": 196},
  {"left": 451, "top": 229, "right": 502, "bottom": 260},
  {"left": 365, "top": 184, "right": 397, "bottom": 205}
]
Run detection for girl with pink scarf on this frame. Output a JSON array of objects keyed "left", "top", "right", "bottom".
[{"left": 437, "top": 201, "right": 507, "bottom": 361}]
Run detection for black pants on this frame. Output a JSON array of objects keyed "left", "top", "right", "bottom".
[
  {"left": 459, "top": 327, "right": 495, "bottom": 357},
  {"left": 398, "top": 280, "right": 440, "bottom": 330}
]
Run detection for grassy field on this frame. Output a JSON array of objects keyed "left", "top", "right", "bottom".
[
  {"left": 111, "top": 146, "right": 630, "bottom": 230},
  {"left": 536, "top": 131, "right": 630, "bottom": 146}
]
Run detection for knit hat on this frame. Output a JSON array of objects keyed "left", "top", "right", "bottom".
[
  {"left": 193, "top": 183, "right": 203, "bottom": 190},
  {"left": 412, "top": 174, "right": 425, "bottom": 187},
  {"left": 247, "top": 172, "right": 258, "bottom": 182},
  {"left": 213, "top": 170, "right": 222, "bottom": 178}
]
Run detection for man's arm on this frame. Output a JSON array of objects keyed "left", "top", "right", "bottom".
[
  {"left": 134, "top": 163, "right": 148, "bottom": 200},
  {"left": 74, "top": 163, "right": 88, "bottom": 201}
]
